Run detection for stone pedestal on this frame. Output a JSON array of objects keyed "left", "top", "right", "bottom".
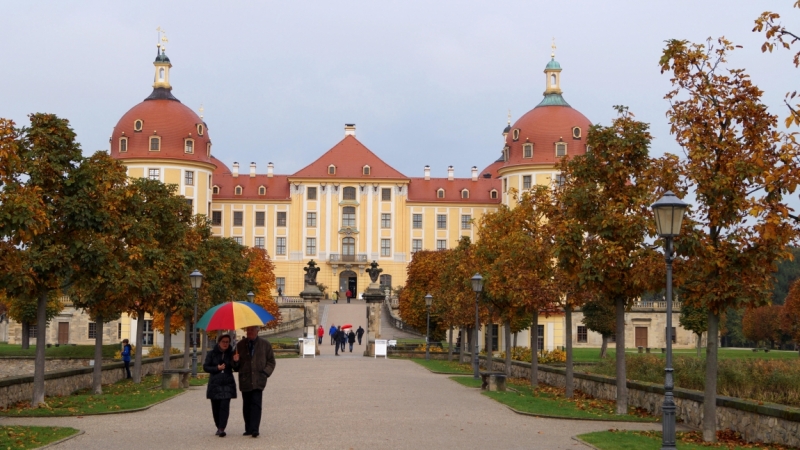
[
  {"left": 363, "top": 284, "right": 384, "bottom": 357},
  {"left": 299, "top": 285, "right": 322, "bottom": 355}
]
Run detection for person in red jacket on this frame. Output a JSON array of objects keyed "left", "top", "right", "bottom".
[
  {"left": 317, "top": 325, "right": 324, "bottom": 345},
  {"left": 345, "top": 289, "right": 352, "bottom": 304}
]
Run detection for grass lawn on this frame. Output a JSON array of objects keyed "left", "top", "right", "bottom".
[
  {"left": 0, "top": 426, "right": 80, "bottom": 449},
  {"left": 450, "top": 376, "right": 656, "bottom": 422},
  {"left": 570, "top": 347, "right": 799, "bottom": 363},
  {"left": 189, "top": 377, "right": 209, "bottom": 386},
  {"left": 0, "top": 375, "right": 183, "bottom": 417},
  {"left": 0, "top": 343, "right": 119, "bottom": 359},
  {"left": 410, "top": 358, "right": 473, "bottom": 374},
  {"left": 577, "top": 430, "right": 792, "bottom": 450}
]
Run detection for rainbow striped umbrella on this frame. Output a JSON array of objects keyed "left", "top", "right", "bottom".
[{"left": 196, "top": 301, "right": 276, "bottom": 331}]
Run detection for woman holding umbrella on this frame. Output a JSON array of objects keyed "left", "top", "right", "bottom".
[{"left": 203, "top": 334, "right": 237, "bottom": 437}]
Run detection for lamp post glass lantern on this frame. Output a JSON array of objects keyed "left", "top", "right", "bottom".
[
  {"left": 189, "top": 270, "right": 203, "bottom": 378},
  {"left": 650, "top": 191, "right": 688, "bottom": 450},
  {"left": 471, "top": 273, "right": 484, "bottom": 379},
  {"left": 425, "top": 294, "right": 433, "bottom": 360},
  {"left": 247, "top": 291, "right": 255, "bottom": 302}
]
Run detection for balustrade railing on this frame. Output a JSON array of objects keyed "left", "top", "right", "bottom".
[
  {"left": 383, "top": 299, "right": 422, "bottom": 336},
  {"left": 328, "top": 253, "right": 368, "bottom": 263},
  {"left": 631, "top": 300, "right": 683, "bottom": 310}
]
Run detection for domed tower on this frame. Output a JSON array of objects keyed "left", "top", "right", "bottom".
[
  {"left": 497, "top": 47, "right": 591, "bottom": 206},
  {"left": 110, "top": 40, "right": 216, "bottom": 216}
]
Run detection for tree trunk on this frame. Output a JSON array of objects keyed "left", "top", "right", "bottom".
[
  {"left": 461, "top": 328, "right": 468, "bottom": 364},
  {"left": 565, "top": 303, "right": 574, "bottom": 399},
  {"left": 183, "top": 317, "right": 191, "bottom": 369},
  {"left": 163, "top": 309, "right": 172, "bottom": 370},
  {"left": 504, "top": 319, "right": 511, "bottom": 376},
  {"left": 600, "top": 334, "right": 608, "bottom": 359},
  {"left": 615, "top": 297, "right": 627, "bottom": 415},
  {"left": 703, "top": 311, "right": 719, "bottom": 442},
  {"left": 201, "top": 331, "right": 208, "bottom": 369},
  {"left": 92, "top": 318, "right": 104, "bottom": 395},
  {"left": 447, "top": 325, "right": 454, "bottom": 362},
  {"left": 485, "top": 322, "right": 492, "bottom": 371},
  {"left": 513, "top": 332, "right": 517, "bottom": 348},
  {"left": 21, "top": 322, "right": 30, "bottom": 349},
  {"left": 530, "top": 310, "right": 539, "bottom": 388},
  {"left": 31, "top": 290, "right": 49, "bottom": 407},
  {"left": 133, "top": 309, "right": 145, "bottom": 383},
  {"left": 696, "top": 332, "right": 703, "bottom": 358}
]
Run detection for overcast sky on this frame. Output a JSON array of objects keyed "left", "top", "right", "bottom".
[{"left": 1, "top": 1, "right": 797, "bottom": 178}]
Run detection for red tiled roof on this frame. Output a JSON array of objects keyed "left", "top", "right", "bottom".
[
  {"left": 480, "top": 158, "right": 504, "bottom": 179},
  {"left": 111, "top": 99, "right": 212, "bottom": 164},
  {"left": 291, "top": 135, "right": 408, "bottom": 179},
  {"left": 503, "top": 105, "right": 591, "bottom": 169},
  {"left": 407, "top": 177, "right": 501, "bottom": 203},
  {"left": 212, "top": 173, "right": 290, "bottom": 201}
]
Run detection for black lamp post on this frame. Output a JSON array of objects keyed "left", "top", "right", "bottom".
[
  {"left": 471, "top": 273, "right": 484, "bottom": 379},
  {"left": 425, "top": 294, "right": 433, "bottom": 360},
  {"left": 247, "top": 291, "right": 255, "bottom": 303},
  {"left": 651, "top": 190, "right": 688, "bottom": 450},
  {"left": 189, "top": 269, "right": 203, "bottom": 378}
]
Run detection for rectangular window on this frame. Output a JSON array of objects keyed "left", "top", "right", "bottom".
[
  {"left": 150, "top": 137, "right": 160, "bottom": 151},
  {"left": 233, "top": 237, "right": 243, "bottom": 245},
  {"left": 556, "top": 143, "right": 567, "bottom": 157},
  {"left": 276, "top": 277, "right": 286, "bottom": 294},
  {"left": 306, "top": 238, "right": 317, "bottom": 255},
  {"left": 381, "top": 188, "right": 391, "bottom": 201},
  {"left": 88, "top": 322, "right": 97, "bottom": 339},
  {"left": 185, "top": 171, "right": 194, "bottom": 186},
  {"left": 490, "top": 324, "right": 499, "bottom": 351},
  {"left": 666, "top": 327, "right": 676, "bottom": 344},
  {"left": 436, "top": 214, "right": 447, "bottom": 229},
  {"left": 412, "top": 239, "right": 422, "bottom": 253},
  {"left": 119, "top": 138, "right": 127, "bottom": 153},
  {"left": 381, "top": 239, "right": 391, "bottom": 256},
  {"left": 554, "top": 174, "right": 566, "bottom": 187},
  {"left": 28, "top": 324, "right": 37, "bottom": 338},
  {"left": 185, "top": 140, "right": 193, "bottom": 153},
  {"left": 142, "top": 320, "right": 154, "bottom": 346},
  {"left": 609, "top": 333, "right": 616, "bottom": 343},
  {"left": 577, "top": 326, "right": 588, "bottom": 343},
  {"left": 461, "top": 214, "right": 472, "bottom": 230},
  {"left": 211, "top": 211, "right": 222, "bottom": 226},
  {"left": 254, "top": 237, "right": 265, "bottom": 249},
  {"left": 148, "top": 168, "right": 160, "bottom": 180},
  {"left": 523, "top": 175, "right": 532, "bottom": 189},
  {"left": 342, "top": 207, "right": 355, "bottom": 227},
  {"left": 436, "top": 239, "right": 447, "bottom": 251},
  {"left": 537, "top": 324, "right": 544, "bottom": 351},
  {"left": 276, "top": 237, "right": 286, "bottom": 255},
  {"left": 185, "top": 198, "right": 193, "bottom": 208},
  {"left": 307, "top": 187, "right": 317, "bottom": 200},
  {"left": 523, "top": 144, "right": 533, "bottom": 158},
  {"left": 277, "top": 211, "right": 287, "bottom": 227},
  {"left": 307, "top": 212, "right": 317, "bottom": 227},
  {"left": 255, "top": 211, "right": 265, "bottom": 227},
  {"left": 118, "top": 323, "right": 122, "bottom": 339},
  {"left": 412, "top": 214, "right": 422, "bottom": 229},
  {"left": 233, "top": 211, "right": 243, "bottom": 227},
  {"left": 381, "top": 213, "right": 391, "bottom": 228}
]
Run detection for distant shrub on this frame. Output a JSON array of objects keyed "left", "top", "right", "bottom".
[
  {"left": 497, "top": 347, "right": 567, "bottom": 364},
  {"left": 145, "top": 345, "right": 182, "bottom": 358}
]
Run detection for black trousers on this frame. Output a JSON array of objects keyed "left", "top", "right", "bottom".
[
  {"left": 211, "top": 398, "right": 231, "bottom": 430},
  {"left": 242, "top": 389, "right": 263, "bottom": 434},
  {"left": 123, "top": 361, "right": 131, "bottom": 378},
  {"left": 357, "top": 336, "right": 362, "bottom": 345}
]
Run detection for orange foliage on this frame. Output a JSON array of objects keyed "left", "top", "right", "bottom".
[{"left": 244, "top": 247, "right": 280, "bottom": 328}]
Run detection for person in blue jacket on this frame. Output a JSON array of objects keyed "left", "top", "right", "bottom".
[
  {"left": 329, "top": 324, "right": 336, "bottom": 345},
  {"left": 121, "top": 339, "right": 132, "bottom": 379}
]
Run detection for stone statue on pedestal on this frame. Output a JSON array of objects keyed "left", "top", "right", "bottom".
[
  {"left": 304, "top": 260, "right": 320, "bottom": 286},
  {"left": 366, "top": 260, "right": 382, "bottom": 284}
]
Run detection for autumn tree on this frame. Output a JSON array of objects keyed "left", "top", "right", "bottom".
[
  {"left": 742, "top": 305, "right": 784, "bottom": 348},
  {"left": 399, "top": 250, "right": 447, "bottom": 333},
  {"left": 435, "top": 237, "right": 478, "bottom": 363},
  {"left": 754, "top": 2, "right": 800, "bottom": 127},
  {"left": 679, "top": 301, "right": 708, "bottom": 357},
  {"left": 660, "top": 38, "right": 800, "bottom": 441},
  {"left": 782, "top": 279, "right": 800, "bottom": 353},
  {"left": 244, "top": 246, "right": 280, "bottom": 326}
]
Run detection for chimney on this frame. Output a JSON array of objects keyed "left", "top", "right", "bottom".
[
  {"left": 344, "top": 123, "right": 356, "bottom": 137},
  {"left": 250, "top": 162, "right": 256, "bottom": 177},
  {"left": 267, "top": 162, "right": 274, "bottom": 178},
  {"left": 232, "top": 162, "right": 239, "bottom": 177},
  {"left": 424, "top": 165, "right": 431, "bottom": 181},
  {"left": 447, "top": 166, "right": 454, "bottom": 181},
  {"left": 471, "top": 166, "right": 478, "bottom": 181}
]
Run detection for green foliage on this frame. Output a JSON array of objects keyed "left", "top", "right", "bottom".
[
  {"left": 580, "top": 299, "right": 616, "bottom": 337},
  {"left": 0, "top": 426, "right": 80, "bottom": 450},
  {"left": 0, "top": 343, "right": 118, "bottom": 358},
  {"left": 679, "top": 301, "right": 708, "bottom": 338}
]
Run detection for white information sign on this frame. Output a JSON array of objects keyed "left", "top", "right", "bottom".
[
  {"left": 302, "top": 338, "right": 315, "bottom": 358},
  {"left": 388, "top": 340, "right": 397, "bottom": 347},
  {"left": 374, "top": 339, "right": 388, "bottom": 359}
]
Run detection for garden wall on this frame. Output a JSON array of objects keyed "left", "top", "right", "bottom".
[
  {"left": 0, "top": 354, "right": 184, "bottom": 409},
  {"left": 479, "top": 356, "right": 800, "bottom": 448},
  {"left": 0, "top": 357, "right": 114, "bottom": 379}
]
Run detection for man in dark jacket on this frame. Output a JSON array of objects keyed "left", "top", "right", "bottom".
[
  {"left": 334, "top": 326, "right": 342, "bottom": 356},
  {"left": 233, "top": 326, "right": 276, "bottom": 438},
  {"left": 356, "top": 326, "right": 364, "bottom": 345},
  {"left": 329, "top": 324, "right": 336, "bottom": 345},
  {"left": 347, "top": 329, "right": 356, "bottom": 352}
]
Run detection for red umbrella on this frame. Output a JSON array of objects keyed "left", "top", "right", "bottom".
[{"left": 341, "top": 324, "right": 353, "bottom": 330}]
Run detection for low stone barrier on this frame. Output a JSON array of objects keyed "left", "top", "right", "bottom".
[
  {"left": 260, "top": 316, "right": 304, "bottom": 336},
  {"left": 476, "top": 355, "right": 800, "bottom": 448},
  {"left": 0, "top": 354, "right": 185, "bottom": 409},
  {"left": 0, "top": 357, "right": 115, "bottom": 379}
]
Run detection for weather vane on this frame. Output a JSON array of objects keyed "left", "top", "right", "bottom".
[
  {"left": 156, "top": 26, "right": 168, "bottom": 52},
  {"left": 551, "top": 37, "right": 556, "bottom": 58}
]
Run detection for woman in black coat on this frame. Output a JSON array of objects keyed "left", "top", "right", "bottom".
[{"left": 203, "top": 334, "right": 237, "bottom": 437}]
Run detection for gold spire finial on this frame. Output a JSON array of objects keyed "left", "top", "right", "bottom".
[
  {"left": 199, "top": 104, "right": 204, "bottom": 119},
  {"left": 156, "top": 27, "right": 168, "bottom": 53},
  {"left": 551, "top": 37, "right": 556, "bottom": 59}
]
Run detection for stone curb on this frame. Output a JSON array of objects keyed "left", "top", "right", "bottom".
[
  {"left": 0, "top": 389, "right": 187, "bottom": 418},
  {"left": 571, "top": 435, "right": 601, "bottom": 449},
  {"left": 36, "top": 429, "right": 85, "bottom": 449},
  {"left": 502, "top": 404, "right": 657, "bottom": 423}
]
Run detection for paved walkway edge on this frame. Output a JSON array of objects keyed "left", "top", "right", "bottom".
[
  {"left": 571, "top": 435, "right": 599, "bottom": 449},
  {"left": 38, "top": 429, "right": 85, "bottom": 449},
  {"left": 503, "top": 404, "right": 658, "bottom": 423},
  {"left": 0, "top": 389, "right": 188, "bottom": 418}
]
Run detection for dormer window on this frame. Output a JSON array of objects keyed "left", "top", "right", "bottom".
[
  {"left": 258, "top": 186, "right": 266, "bottom": 195},
  {"left": 150, "top": 136, "right": 161, "bottom": 151},
  {"left": 437, "top": 188, "right": 445, "bottom": 199},
  {"left": 134, "top": 120, "right": 143, "bottom": 132},
  {"left": 234, "top": 186, "right": 243, "bottom": 195},
  {"left": 119, "top": 137, "right": 128, "bottom": 153},
  {"left": 572, "top": 127, "right": 581, "bottom": 139},
  {"left": 556, "top": 142, "right": 567, "bottom": 157},
  {"left": 490, "top": 189, "right": 498, "bottom": 199},
  {"left": 184, "top": 139, "right": 194, "bottom": 154},
  {"left": 212, "top": 185, "right": 219, "bottom": 195},
  {"left": 503, "top": 146, "right": 509, "bottom": 162},
  {"left": 197, "top": 124, "right": 204, "bottom": 136},
  {"left": 362, "top": 165, "right": 370, "bottom": 175},
  {"left": 512, "top": 129, "right": 520, "bottom": 141},
  {"left": 523, "top": 143, "right": 533, "bottom": 158},
  {"left": 328, "top": 164, "right": 336, "bottom": 175},
  {"left": 461, "top": 189, "right": 469, "bottom": 199},
  {"left": 207, "top": 142, "right": 212, "bottom": 158}
]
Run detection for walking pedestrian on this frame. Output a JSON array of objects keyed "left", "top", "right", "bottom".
[
  {"left": 329, "top": 324, "right": 336, "bottom": 345},
  {"left": 232, "top": 326, "right": 276, "bottom": 438},
  {"left": 317, "top": 325, "right": 324, "bottom": 345},
  {"left": 340, "top": 329, "right": 347, "bottom": 352},
  {"left": 345, "top": 289, "right": 352, "bottom": 304},
  {"left": 356, "top": 326, "right": 364, "bottom": 345},
  {"left": 333, "top": 291, "right": 339, "bottom": 304},
  {"left": 347, "top": 329, "right": 356, "bottom": 352},
  {"left": 121, "top": 339, "right": 132, "bottom": 379},
  {"left": 334, "top": 326, "right": 343, "bottom": 356},
  {"left": 203, "top": 334, "right": 237, "bottom": 437}
]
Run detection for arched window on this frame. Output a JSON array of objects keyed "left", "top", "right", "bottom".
[
  {"left": 159, "top": 68, "right": 165, "bottom": 80},
  {"left": 461, "top": 189, "right": 469, "bottom": 199},
  {"left": 212, "top": 185, "right": 219, "bottom": 195},
  {"left": 207, "top": 142, "right": 212, "bottom": 157},
  {"left": 363, "top": 165, "right": 370, "bottom": 175},
  {"left": 328, "top": 164, "right": 336, "bottom": 175},
  {"left": 134, "top": 119, "right": 143, "bottom": 131},
  {"left": 197, "top": 124, "right": 204, "bottom": 136},
  {"left": 503, "top": 146, "right": 509, "bottom": 161},
  {"left": 551, "top": 74, "right": 557, "bottom": 86},
  {"left": 342, "top": 206, "right": 356, "bottom": 227},
  {"left": 342, "top": 237, "right": 355, "bottom": 259},
  {"left": 523, "top": 143, "right": 533, "bottom": 158},
  {"left": 572, "top": 127, "right": 581, "bottom": 139},
  {"left": 184, "top": 139, "right": 194, "bottom": 154},
  {"left": 119, "top": 137, "right": 128, "bottom": 153},
  {"left": 437, "top": 188, "right": 445, "bottom": 199},
  {"left": 490, "top": 189, "right": 498, "bottom": 199},
  {"left": 235, "top": 186, "right": 242, "bottom": 195},
  {"left": 343, "top": 186, "right": 356, "bottom": 200},
  {"left": 258, "top": 186, "right": 266, "bottom": 195}
]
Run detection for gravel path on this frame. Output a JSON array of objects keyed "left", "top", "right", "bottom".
[{"left": 1, "top": 357, "right": 661, "bottom": 449}]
